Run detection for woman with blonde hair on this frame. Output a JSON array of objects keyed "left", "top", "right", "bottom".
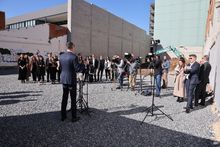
[{"left": 173, "top": 57, "right": 186, "bottom": 102}]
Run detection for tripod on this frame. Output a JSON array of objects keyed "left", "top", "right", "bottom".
[
  {"left": 76, "top": 76, "right": 91, "bottom": 116},
  {"left": 141, "top": 70, "right": 173, "bottom": 125}
]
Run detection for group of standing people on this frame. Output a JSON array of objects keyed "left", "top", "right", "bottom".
[
  {"left": 173, "top": 54, "right": 211, "bottom": 113},
  {"left": 18, "top": 52, "right": 61, "bottom": 84}
]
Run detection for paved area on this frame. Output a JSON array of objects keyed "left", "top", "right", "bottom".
[{"left": 0, "top": 74, "right": 219, "bottom": 147}]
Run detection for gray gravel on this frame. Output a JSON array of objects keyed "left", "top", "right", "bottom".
[{"left": 0, "top": 74, "right": 219, "bottom": 147}]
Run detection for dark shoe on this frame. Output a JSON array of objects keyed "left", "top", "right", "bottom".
[
  {"left": 183, "top": 106, "right": 193, "bottom": 109},
  {"left": 199, "top": 102, "right": 205, "bottom": 106},
  {"left": 72, "top": 117, "right": 80, "bottom": 122},
  {"left": 61, "top": 116, "right": 67, "bottom": 121},
  {"left": 116, "top": 87, "right": 121, "bottom": 89},
  {"left": 176, "top": 97, "right": 180, "bottom": 102},
  {"left": 179, "top": 98, "right": 184, "bottom": 102},
  {"left": 155, "top": 94, "right": 160, "bottom": 97},
  {"left": 185, "top": 108, "right": 190, "bottom": 113},
  {"left": 195, "top": 103, "right": 199, "bottom": 107}
]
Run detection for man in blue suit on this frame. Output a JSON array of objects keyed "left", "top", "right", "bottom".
[
  {"left": 59, "top": 42, "right": 80, "bottom": 122},
  {"left": 184, "top": 54, "right": 200, "bottom": 113}
]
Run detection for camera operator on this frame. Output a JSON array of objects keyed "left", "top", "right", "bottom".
[
  {"left": 112, "top": 55, "right": 125, "bottom": 89},
  {"left": 153, "top": 55, "right": 163, "bottom": 97},
  {"left": 126, "top": 56, "right": 138, "bottom": 91}
]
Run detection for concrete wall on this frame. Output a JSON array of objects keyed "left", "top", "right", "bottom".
[
  {"left": 0, "top": 24, "right": 67, "bottom": 55},
  {"left": 69, "top": 0, "right": 150, "bottom": 58}
]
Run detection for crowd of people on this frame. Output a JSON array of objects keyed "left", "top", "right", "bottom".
[
  {"left": 18, "top": 53, "right": 60, "bottom": 84},
  {"left": 17, "top": 43, "right": 213, "bottom": 120},
  {"left": 173, "top": 54, "right": 212, "bottom": 113}
]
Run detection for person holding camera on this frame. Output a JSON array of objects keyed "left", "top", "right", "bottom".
[
  {"left": 162, "top": 56, "right": 170, "bottom": 89},
  {"left": 153, "top": 55, "right": 163, "bottom": 97},
  {"left": 127, "top": 57, "right": 138, "bottom": 91},
  {"left": 112, "top": 55, "right": 125, "bottom": 89}
]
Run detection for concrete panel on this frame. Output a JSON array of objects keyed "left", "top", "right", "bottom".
[
  {"left": 109, "top": 14, "right": 123, "bottom": 37},
  {"left": 71, "top": 26, "right": 90, "bottom": 56},
  {"left": 71, "top": 0, "right": 91, "bottom": 29},
  {"left": 91, "top": 31, "right": 108, "bottom": 57},
  {"left": 92, "top": 5, "right": 108, "bottom": 33},
  {"left": 109, "top": 35, "right": 122, "bottom": 57},
  {"left": 69, "top": 0, "right": 150, "bottom": 57}
]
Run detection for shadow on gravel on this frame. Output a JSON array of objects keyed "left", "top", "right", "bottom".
[
  {"left": 0, "top": 91, "right": 43, "bottom": 95},
  {"left": 0, "top": 99, "right": 37, "bottom": 105},
  {"left": 0, "top": 109, "right": 218, "bottom": 147},
  {"left": 0, "top": 91, "right": 43, "bottom": 100},
  {"left": 0, "top": 94, "right": 42, "bottom": 99},
  {"left": 0, "top": 67, "right": 18, "bottom": 75}
]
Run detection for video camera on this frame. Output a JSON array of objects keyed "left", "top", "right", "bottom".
[
  {"left": 112, "top": 55, "right": 121, "bottom": 64},
  {"left": 124, "top": 52, "right": 132, "bottom": 61}
]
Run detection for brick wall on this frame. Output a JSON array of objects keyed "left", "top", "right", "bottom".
[
  {"left": 0, "top": 11, "right": 5, "bottom": 30},
  {"left": 49, "top": 24, "right": 68, "bottom": 39}
]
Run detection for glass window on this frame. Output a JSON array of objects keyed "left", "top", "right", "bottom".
[{"left": 33, "top": 20, "right": 36, "bottom": 26}]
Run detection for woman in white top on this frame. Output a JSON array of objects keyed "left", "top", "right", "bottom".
[{"left": 105, "top": 57, "right": 112, "bottom": 81}]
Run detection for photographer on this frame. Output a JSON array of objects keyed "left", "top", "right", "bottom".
[
  {"left": 112, "top": 55, "right": 125, "bottom": 89},
  {"left": 126, "top": 56, "right": 138, "bottom": 91},
  {"left": 153, "top": 55, "right": 163, "bottom": 97}
]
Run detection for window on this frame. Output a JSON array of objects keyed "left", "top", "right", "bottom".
[{"left": 33, "top": 20, "right": 36, "bottom": 26}]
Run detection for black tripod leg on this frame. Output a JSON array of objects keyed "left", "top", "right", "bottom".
[
  {"left": 154, "top": 105, "right": 173, "bottom": 121},
  {"left": 142, "top": 106, "right": 151, "bottom": 112},
  {"left": 141, "top": 108, "right": 150, "bottom": 125}
]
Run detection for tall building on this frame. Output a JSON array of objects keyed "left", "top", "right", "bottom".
[
  {"left": 154, "top": 0, "right": 209, "bottom": 58},
  {"left": 0, "top": 0, "right": 150, "bottom": 58},
  {"left": 149, "top": 3, "right": 155, "bottom": 37}
]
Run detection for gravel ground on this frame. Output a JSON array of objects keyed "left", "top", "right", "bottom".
[{"left": 0, "top": 74, "right": 219, "bottom": 147}]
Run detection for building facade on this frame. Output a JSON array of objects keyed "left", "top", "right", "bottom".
[
  {"left": 149, "top": 3, "right": 155, "bottom": 37},
  {"left": 204, "top": 0, "right": 220, "bottom": 111},
  {"left": 154, "top": 0, "right": 209, "bottom": 58},
  {"left": 0, "top": 0, "right": 150, "bottom": 59}
]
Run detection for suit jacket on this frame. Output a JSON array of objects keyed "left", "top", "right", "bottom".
[
  {"left": 98, "top": 59, "right": 105, "bottom": 70},
  {"left": 185, "top": 62, "right": 200, "bottom": 85},
  {"left": 199, "top": 62, "right": 211, "bottom": 84},
  {"left": 59, "top": 52, "right": 79, "bottom": 85}
]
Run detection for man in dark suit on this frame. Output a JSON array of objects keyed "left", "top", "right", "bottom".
[
  {"left": 97, "top": 55, "right": 105, "bottom": 82},
  {"left": 195, "top": 55, "right": 212, "bottom": 106},
  {"left": 59, "top": 42, "right": 80, "bottom": 122},
  {"left": 184, "top": 54, "right": 200, "bottom": 113},
  {"left": 45, "top": 53, "right": 52, "bottom": 82},
  {"left": 92, "top": 54, "right": 98, "bottom": 82}
]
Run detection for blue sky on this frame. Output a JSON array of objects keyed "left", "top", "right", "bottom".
[{"left": 0, "top": 0, "right": 153, "bottom": 32}]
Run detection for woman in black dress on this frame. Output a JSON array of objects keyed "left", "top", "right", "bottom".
[
  {"left": 37, "top": 55, "right": 45, "bottom": 83},
  {"left": 30, "top": 56, "right": 38, "bottom": 82},
  {"left": 50, "top": 57, "right": 57, "bottom": 84},
  {"left": 18, "top": 54, "right": 27, "bottom": 83}
]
